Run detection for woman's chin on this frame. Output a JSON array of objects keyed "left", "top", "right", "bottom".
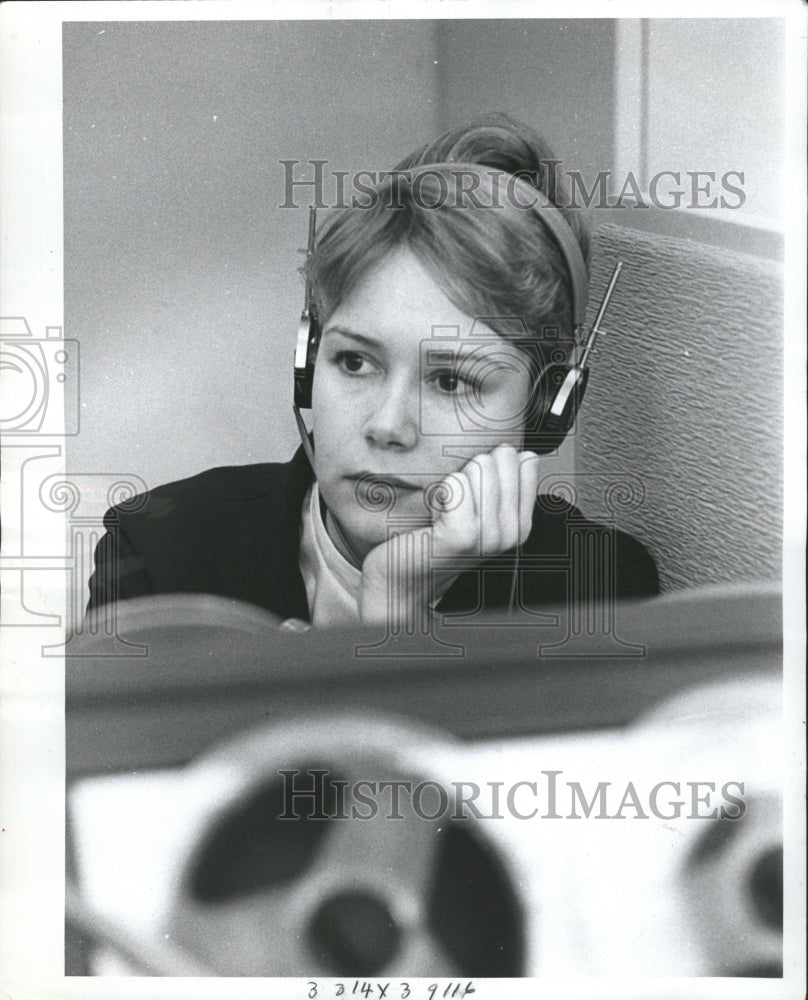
[{"left": 334, "top": 509, "right": 434, "bottom": 562}]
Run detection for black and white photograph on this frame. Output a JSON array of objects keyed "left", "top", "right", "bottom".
[{"left": 0, "top": 3, "right": 805, "bottom": 998}]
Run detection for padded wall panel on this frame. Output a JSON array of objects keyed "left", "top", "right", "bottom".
[{"left": 576, "top": 224, "right": 782, "bottom": 592}]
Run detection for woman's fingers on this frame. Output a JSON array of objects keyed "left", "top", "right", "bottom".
[
  {"left": 488, "top": 444, "right": 520, "bottom": 549},
  {"left": 434, "top": 444, "right": 539, "bottom": 556},
  {"left": 432, "top": 463, "right": 485, "bottom": 554},
  {"left": 361, "top": 445, "right": 542, "bottom": 623},
  {"left": 471, "top": 451, "right": 502, "bottom": 551},
  {"left": 518, "top": 451, "right": 541, "bottom": 544}
]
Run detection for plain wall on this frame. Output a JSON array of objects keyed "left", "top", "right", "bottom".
[
  {"left": 437, "top": 19, "right": 617, "bottom": 180},
  {"left": 64, "top": 20, "right": 441, "bottom": 490},
  {"left": 645, "top": 19, "right": 784, "bottom": 226},
  {"left": 65, "top": 19, "right": 620, "bottom": 496}
]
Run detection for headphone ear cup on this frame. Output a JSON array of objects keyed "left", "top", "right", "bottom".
[
  {"left": 293, "top": 314, "right": 321, "bottom": 410},
  {"left": 293, "top": 207, "right": 321, "bottom": 411},
  {"left": 524, "top": 364, "right": 589, "bottom": 456}
]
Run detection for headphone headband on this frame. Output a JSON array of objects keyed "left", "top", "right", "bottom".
[
  {"left": 293, "top": 162, "right": 617, "bottom": 457},
  {"left": 375, "top": 162, "right": 589, "bottom": 330}
]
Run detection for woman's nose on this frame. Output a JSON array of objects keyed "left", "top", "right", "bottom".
[{"left": 363, "top": 379, "right": 418, "bottom": 450}]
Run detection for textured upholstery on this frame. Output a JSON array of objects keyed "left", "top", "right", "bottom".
[{"left": 571, "top": 224, "right": 782, "bottom": 592}]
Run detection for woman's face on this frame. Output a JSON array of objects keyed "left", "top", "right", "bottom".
[{"left": 311, "top": 246, "right": 533, "bottom": 561}]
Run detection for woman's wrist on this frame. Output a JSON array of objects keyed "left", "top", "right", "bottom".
[{"left": 358, "top": 527, "right": 453, "bottom": 626}]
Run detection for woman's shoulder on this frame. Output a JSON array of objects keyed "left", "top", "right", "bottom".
[
  {"left": 88, "top": 450, "right": 314, "bottom": 617},
  {"left": 140, "top": 461, "right": 288, "bottom": 501},
  {"left": 104, "top": 448, "right": 313, "bottom": 525},
  {"left": 525, "top": 493, "right": 660, "bottom": 598}
]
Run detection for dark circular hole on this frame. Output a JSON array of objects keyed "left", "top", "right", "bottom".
[
  {"left": 189, "top": 769, "right": 345, "bottom": 902},
  {"left": 688, "top": 817, "right": 742, "bottom": 867},
  {"left": 748, "top": 846, "right": 783, "bottom": 931},
  {"left": 427, "top": 823, "right": 523, "bottom": 976},
  {"left": 307, "top": 890, "right": 400, "bottom": 975}
]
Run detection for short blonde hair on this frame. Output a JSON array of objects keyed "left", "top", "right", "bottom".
[{"left": 308, "top": 114, "right": 589, "bottom": 368}]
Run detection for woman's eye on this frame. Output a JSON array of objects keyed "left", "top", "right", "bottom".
[
  {"left": 336, "top": 351, "right": 369, "bottom": 374},
  {"left": 433, "top": 370, "right": 477, "bottom": 395},
  {"left": 436, "top": 371, "right": 460, "bottom": 393}
]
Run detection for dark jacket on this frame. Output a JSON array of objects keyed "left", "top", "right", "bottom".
[{"left": 87, "top": 447, "right": 659, "bottom": 621}]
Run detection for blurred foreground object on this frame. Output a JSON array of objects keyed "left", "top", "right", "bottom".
[{"left": 67, "top": 584, "right": 784, "bottom": 977}]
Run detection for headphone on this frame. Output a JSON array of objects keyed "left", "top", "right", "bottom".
[{"left": 293, "top": 163, "right": 622, "bottom": 457}]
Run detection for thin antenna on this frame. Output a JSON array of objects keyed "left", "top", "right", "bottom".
[
  {"left": 579, "top": 262, "right": 623, "bottom": 368},
  {"left": 302, "top": 206, "right": 317, "bottom": 314}
]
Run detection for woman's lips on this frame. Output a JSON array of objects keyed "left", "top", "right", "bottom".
[
  {"left": 345, "top": 473, "right": 447, "bottom": 521},
  {"left": 348, "top": 472, "right": 424, "bottom": 492}
]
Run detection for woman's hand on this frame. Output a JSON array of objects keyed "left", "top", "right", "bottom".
[{"left": 358, "top": 444, "right": 540, "bottom": 625}]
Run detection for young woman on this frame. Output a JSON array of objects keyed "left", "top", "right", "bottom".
[{"left": 87, "top": 115, "right": 658, "bottom": 628}]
